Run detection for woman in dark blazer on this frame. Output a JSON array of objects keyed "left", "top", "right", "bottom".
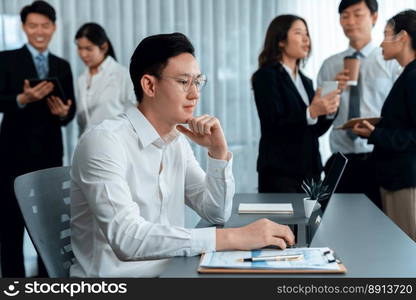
[
  {"left": 252, "top": 15, "right": 340, "bottom": 193},
  {"left": 353, "top": 10, "right": 416, "bottom": 241}
]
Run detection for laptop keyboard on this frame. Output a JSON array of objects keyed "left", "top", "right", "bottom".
[{"left": 285, "top": 223, "right": 308, "bottom": 247}]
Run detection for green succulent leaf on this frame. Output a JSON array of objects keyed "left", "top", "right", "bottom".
[{"left": 301, "top": 177, "right": 330, "bottom": 202}]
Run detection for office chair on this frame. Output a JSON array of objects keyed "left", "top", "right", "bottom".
[{"left": 14, "top": 166, "right": 74, "bottom": 278}]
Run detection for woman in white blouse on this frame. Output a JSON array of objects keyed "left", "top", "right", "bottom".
[{"left": 75, "top": 23, "right": 135, "bottom": 134}]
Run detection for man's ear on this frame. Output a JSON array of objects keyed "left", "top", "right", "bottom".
[{"left": 141, "top": 74, "right": 156, "bottom": 98}]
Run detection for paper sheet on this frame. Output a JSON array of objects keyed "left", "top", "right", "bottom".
[{"left": 200, "top": 247, "right": 340, "bottom": 270}]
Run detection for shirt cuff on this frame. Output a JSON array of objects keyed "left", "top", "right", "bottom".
[
  {"left": 206, "top": 152, "right": 233, "bottom": 179},
  {"left": 368, "top": 128, "right": 381, "bottom": 145},
  {"left": 16, "top": 95, "right": 26, "bottom": 108},
  {"left": 190, "top": 227, "right": 216, "bottom": 254},
  {"left": 306, "top": 107, "right": 318, "bottom": 125}
]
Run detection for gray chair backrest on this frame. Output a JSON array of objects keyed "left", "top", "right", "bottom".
[{"left": 14, "top": 166, "right": 74, "bottom": 278}]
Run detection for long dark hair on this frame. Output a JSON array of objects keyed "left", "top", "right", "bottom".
[
  {"left": 75, "top": 22, "right": 116, "bottom": 60},
  {"left": 387, "top": 9, "right": 416, "bottom": 51},
  {"left": 257, "top": 14, "right": 311, "bottom": 69}
]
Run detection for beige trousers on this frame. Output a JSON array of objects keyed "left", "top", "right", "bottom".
[{"left": 380, "top": 187, "right": 416, "bottom": 242}]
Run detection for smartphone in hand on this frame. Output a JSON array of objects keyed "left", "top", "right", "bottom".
[{"left": 321, "top": 81, "right": 339, "bottom": 119}]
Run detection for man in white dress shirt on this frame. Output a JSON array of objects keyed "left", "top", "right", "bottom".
[
  {"left": 70, "top": 33, "right": 294, "bottom": 277},
  {"left": 317, "top": 0, "right": 401, "bottom": 208}
]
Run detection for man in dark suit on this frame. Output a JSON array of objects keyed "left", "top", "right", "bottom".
[{"left": 0, "top": 1, "right": 75, "bottom": 277}]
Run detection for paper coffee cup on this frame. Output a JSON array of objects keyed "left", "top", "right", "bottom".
[{"left": 343, "top": 56, "right": 360, "bottom": 86}]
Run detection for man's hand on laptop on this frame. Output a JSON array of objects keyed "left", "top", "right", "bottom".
[{"left": 215, "top": 218, "right": 295, "bottom": 251}]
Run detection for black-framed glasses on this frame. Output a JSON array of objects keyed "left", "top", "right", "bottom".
[{"left": 157, "top": 74, "right": 207, "bottom": 92}]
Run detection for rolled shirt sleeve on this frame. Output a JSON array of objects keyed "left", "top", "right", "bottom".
[{"left": 183, "top": 138, "right": 234, "bottom": 226}]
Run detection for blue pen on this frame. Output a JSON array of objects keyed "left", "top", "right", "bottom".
[{"left": 240, "top": 254, "right": 304, "bottom": 262}]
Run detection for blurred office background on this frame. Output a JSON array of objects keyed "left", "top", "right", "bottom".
[{"left": 1, "top": 0, "right": 416, "bottom": 276}]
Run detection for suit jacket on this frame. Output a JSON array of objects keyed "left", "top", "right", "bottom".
[
  {"left": 368, "top": 59, "right": 416, "bottom": 191},
  {"left": 252, "top": 62, "right": 333, "bottom": 177},
  {"left": 0, "top": 45, "right": 76, "bottom": 176}
]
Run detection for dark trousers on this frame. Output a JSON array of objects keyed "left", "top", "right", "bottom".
[
  {"left": 324, "top": 153, "right": 382, "bottom": 209},
  {"left": 0, "top": 173, "right": 48, "bottom": 278},
  {"left": 258, "top": 170, "right": 320, "bottom": 193}
]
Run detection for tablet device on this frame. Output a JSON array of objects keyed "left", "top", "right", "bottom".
[
  {"left": 28, "top": 77, "right": 67, "bottom": 103},
  {"left": 336, "top": 117, "right": 382, "bottom": 130}
]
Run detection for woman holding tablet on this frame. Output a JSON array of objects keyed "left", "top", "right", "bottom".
[{"left": 353, "top": 10, "right": 416, "bottom": 241}]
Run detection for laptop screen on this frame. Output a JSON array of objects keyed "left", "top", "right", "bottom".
[
  {"left": 306, "top": 152, "right": 348, "bottom": 245},
  {"left": 320, "top": 152, "right": 348, "bottom": 211}
]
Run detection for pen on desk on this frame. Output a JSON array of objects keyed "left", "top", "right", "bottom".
[{"left": 239, "top": 254, "right": 304, "bottom": 262}]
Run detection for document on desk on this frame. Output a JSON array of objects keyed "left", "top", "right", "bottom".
[
  {"left": 238, "top": 203, "right": 293, "bottom": 214},
  {"left": 199, "top": 248, "right": 346, "bottom": 274}
]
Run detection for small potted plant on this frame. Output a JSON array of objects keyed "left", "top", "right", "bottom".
[{"left": 301, "top": 178, "right": 330, "bottom": 217}]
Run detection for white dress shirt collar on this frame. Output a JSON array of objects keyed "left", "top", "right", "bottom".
[
  {"left": 282, "top": 63, "right": 298, "bottom": 80},
  {"left": 281, "top": 63, "right": 317, "bottom": 125},
  {"left": 97, "top": 55, "right": 113, "bottom": 73},
  {"left": 347, "top": 40, "right": 377, "bottom": 58},
  {"left": 125, "top": 106, "right": 180, "bottom": 149},
  {"left": 26, "top": 42, "right": 49, "bottom": 59}
]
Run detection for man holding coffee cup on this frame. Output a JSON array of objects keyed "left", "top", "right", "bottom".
[
  {"left": 317, "top": 0, "right": 401, "bottom": 208},
  {"left": 343, "top": 55, "right": 361, "bottom": 86}
]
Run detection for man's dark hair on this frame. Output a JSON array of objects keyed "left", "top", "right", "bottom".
[
  {"left": 129, "top": 32, "right": 195, "bottom": 103},
  {"left": 20, "top": 0, "right": 56, "bottom": 23},
  {"left": 338, "top": 0, "right": 378, "bottom": 14}
]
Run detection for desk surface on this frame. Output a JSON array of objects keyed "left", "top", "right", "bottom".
[{"left": 161, "top": 193, "right": 416, "bottom": 277}]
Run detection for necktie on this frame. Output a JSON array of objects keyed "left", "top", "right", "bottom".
[
  {"left": 347, "top": 51, "right": 362, "bottom": 141},
  {"left": 35, "top": 53, "right": 47, "bottom": 79}
]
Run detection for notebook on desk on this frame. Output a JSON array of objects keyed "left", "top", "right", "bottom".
[
  {"left": 238, "top": 203, "right": 294, "bottom": 214},
  {"left": 289, "top": 152, "right": 348, "bottom": 247}
]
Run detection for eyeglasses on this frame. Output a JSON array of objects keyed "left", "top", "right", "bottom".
[
  {"left": 157, "top": 74, "right": 207, "bottom": 92},
  {"left": 382, "top": 30, "right": 404, "bottom": 43}
]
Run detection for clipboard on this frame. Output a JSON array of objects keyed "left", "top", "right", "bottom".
[
  {"left": 336, "top": 117, "right": 381, "bottom": 130},
  {"left": 198, "top": 248, "right": 347, "bottom": 274}
]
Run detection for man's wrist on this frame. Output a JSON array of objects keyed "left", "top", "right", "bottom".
[
  {"left": 208, "top": 149, "right": 228, "bottom": 161},
  {"left": 208, "top": 148, "right": 228, "bottom": 160},
  {"left": 216, "top": 228, "right": 237, "bottom": 251}
]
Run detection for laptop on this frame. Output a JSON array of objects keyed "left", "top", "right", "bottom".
[{"left": 289, "top": 152, "right": 348, "bottom": 247}]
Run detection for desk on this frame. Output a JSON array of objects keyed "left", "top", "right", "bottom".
[{"left": 161, "top": 193, "right": 416, "bottom": 277}]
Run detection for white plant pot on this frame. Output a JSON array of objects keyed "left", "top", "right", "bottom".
[{"left": 303, "top": 197, "right": 321, "bottom": 218}]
